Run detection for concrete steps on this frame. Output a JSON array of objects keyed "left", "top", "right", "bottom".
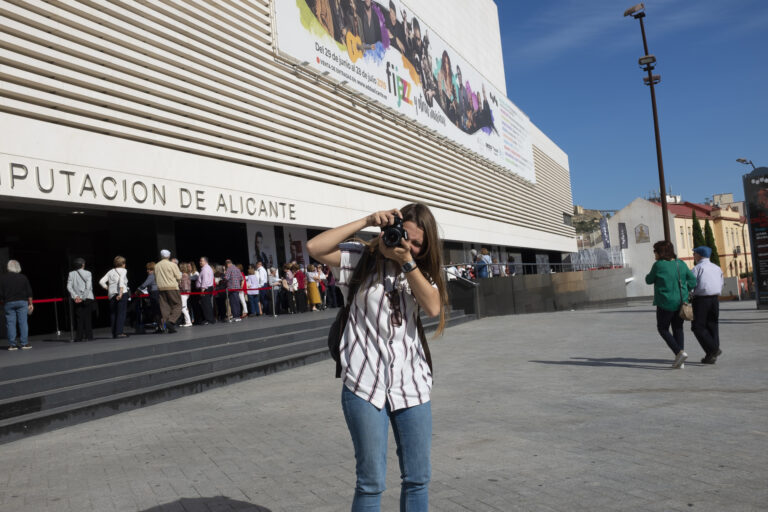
[{"left": 0, "top": 308, "right": 475, "bottom": 444}]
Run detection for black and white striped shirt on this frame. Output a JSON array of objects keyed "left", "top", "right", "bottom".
[{"left": 335, "top": 242, "right": 433, "bottom": 411}]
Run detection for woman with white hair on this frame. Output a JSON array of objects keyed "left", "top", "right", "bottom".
[{"left": 0, "top": 260, "right": 34, "bottom": 350}]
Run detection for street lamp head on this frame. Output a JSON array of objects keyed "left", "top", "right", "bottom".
[
  {"left": 638, "top": 55, "right": 656, "bottom": 66},
  {"left": 624, "top": 3, "right": 645, "bottom": 18},
  {"left": 736, "top": 158, "right": 756, "bottom": 169},
  {"left": 643, "top": 74, "right": 661, "bottom": 85}
]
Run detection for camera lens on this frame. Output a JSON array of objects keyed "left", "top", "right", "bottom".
[{"left": 382, "top": 228, "right": 402, "bottom": 247}]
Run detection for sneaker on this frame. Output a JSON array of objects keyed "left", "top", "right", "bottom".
[
  {"left": 672, "top": 350, "right": 688, "bottom": 368},
  {"left": 234, "top": 318, "right": 242, "bottom": 322},
  {"left": 20, "top": 345, "right": 32, "bottom": 350},
  {"left": 182, "top": 323, "right": 193, "bottom": 327},
  {"left": 680, "top": 363, "right": 685, "bottom": 369},
  {"left": 7, "top": 346, "right": 18, "bottom": 351}
]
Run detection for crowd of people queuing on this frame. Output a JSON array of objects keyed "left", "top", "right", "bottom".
[
  {"left": 1, "top": 242, "right": 515, "bottom": 350},
  {"left": 445, "top": 247, "right": 517, "bottom": 281},
  {"left": 0, "top": 250, "right": 344, "bottom": 348}
]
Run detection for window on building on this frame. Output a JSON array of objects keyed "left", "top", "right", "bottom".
[
  {"left": 680, "top": 226, "right": 685, "bottom": 248},
  {"left": 563, "top": 213, "right": 573, "bottom": 226},
  {"left": 687, "top": 227, "right": 692, "bottom": 248}
]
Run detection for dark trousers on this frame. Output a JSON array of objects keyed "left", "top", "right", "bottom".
[
  {"left": 259, "top": 290, "right": 272, "bottom": 315},
  {"left": 73, "top": 300, "right": 93, "bottom": 340},
  {"left": 228, "top": 290, "right": 241, "bottom": 318},
  {"left": 296, "top": 289, "right": 307, "bottom": 313},
  {"left": 109, "top": 294, "right": 128, "bottom": 338},
  {"left": 215, "top": 289, "right": 228, "bottom": 320},
  {"left": 656, "top": 306, "right": 684, "bottom": 355},
  {"left": 200, "top": 287, "right": 215, "bottom": 323},
  {"left": 691, "top": 296, "right": 720, "bottom": 356},
  {"left": 158, "top": 290, "right": 182, "bottom": 327},
  {"left": 326, "top": 284, "right": 338, "bottom": 308}
]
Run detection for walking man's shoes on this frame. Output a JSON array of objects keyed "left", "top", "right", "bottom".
[{"left": 702, "top": 349, "right": 723, "bottom": 365}]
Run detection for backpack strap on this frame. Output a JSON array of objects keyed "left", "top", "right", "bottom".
[
  {"left": 334, "top": 247, "right": 373, "bottom": 378},
  {"left": 415, "top": 315, "right": 433, "bottom": 377}
]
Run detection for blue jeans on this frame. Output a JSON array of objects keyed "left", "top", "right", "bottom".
[
  {"left": 341, "top": 385, "right": 431, "bottom": 511},
  {"left": 247, "top": 294, "right": 260, "bottom": 315},
  {"left": 5, "top": 300, "right": 29, "bottom": 347}
]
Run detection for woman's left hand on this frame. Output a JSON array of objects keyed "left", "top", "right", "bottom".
[{"left": 378, "top": 236, "right": 414, "bottom": 266}]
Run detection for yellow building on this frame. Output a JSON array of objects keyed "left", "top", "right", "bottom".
[{"left": 668, "top": 202, "right": 752, "bottom": 277}]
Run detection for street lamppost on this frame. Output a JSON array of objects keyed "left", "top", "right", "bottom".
[
  {"left": 624, "top": 3, "right": 670, "bottom": 242},
  {"left": 736, "top": 158, "right": 756, "bottom": 170}
]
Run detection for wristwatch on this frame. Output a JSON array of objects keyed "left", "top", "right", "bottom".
[{"left": 402, "top": 260, "right": 417, "bottom": 274}]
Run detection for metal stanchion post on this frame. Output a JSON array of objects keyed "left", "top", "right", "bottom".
[
  {"left": 68, "top": 298, "right": 75, "bottom": 342},
  {"left": 53, "top": 300, "right": 61, "bottom": 336},
  {"left": 271, "top": 286, "right": 277, "bottom": 317}
]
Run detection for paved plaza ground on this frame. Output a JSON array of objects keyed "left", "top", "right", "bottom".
[{"left": 0, "top": 301, "right": 766, "bottom": 511}]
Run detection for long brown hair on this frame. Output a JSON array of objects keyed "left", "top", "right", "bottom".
[{"left": 355, "top": 203, "right": 449, "bottom": 336}]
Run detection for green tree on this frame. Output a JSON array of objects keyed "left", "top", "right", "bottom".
[
  {"left": 703, "top": 219, "right": 721, "bottom": 267},
  {"left": 691, "top": 210, "right": 705, "bottom": 248}
]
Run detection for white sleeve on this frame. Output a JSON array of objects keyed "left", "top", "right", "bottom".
[
  {"left": 99, "top": 272, "right": 109, "bottom": 290},
  {"left": 334, "top": 242, "right": 364, "bottom": 287}
]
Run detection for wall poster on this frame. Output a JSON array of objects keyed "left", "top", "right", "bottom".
[
  {"left": 247, "top": 223, "right": 278, "bottom": 269},
  {"left": 273, "top": 0, "right": 536, "bottom": 183},
  {"left": 284, "top": 226, "right": 309, "bottom": 265}
]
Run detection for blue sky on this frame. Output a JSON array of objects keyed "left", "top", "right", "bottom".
[{"left": 493, "top": 0, "right": 768, "bottom": 210}]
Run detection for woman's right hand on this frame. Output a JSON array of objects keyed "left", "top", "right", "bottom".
[{"left": 365, "top": 209, "right": 402, "bottom": 228}]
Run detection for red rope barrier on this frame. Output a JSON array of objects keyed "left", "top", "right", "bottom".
[
  {"left": 31, "top": 298, "right": 64, "bottom": 304},
  {"left": 33, "top": 286, "right": 279, "bottom": 304}
]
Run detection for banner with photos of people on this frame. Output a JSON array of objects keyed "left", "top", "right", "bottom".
[{"left": 273, "top": 0, "right": 536, "bottom": 183}]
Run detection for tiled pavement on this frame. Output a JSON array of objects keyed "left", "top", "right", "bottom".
[{"left": 0, "top": 301, "right": 766, "bottom": 511}]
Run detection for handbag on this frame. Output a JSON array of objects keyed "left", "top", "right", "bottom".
[{"left": 676, "top": 260, "right": 694, "bottom": 321}]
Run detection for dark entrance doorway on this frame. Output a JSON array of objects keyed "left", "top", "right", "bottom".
[{"left": 0, "top": 204, "right": 249, "bottom": 336}]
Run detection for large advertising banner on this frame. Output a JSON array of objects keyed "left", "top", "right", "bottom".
[
  {"left": 273, "top": 0, "right": 536, "bottom": 183},
  {"left": 743, "top": 167, "right": 768, "bottom": 309}
]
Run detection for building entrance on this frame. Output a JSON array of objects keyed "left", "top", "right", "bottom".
[{"left": 0, "top": 204, "right": 249, "bottom": 336}]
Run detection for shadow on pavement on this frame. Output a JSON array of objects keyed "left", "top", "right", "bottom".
[
  {"left": 529, "top": 357, "right": 674, "bottom": 370},
  {"left": 719, "top": 319, "right": 768, "bottom": 324},
  {"left": 140, "top": 496, "right": 272, "bottom": 511},
  {"left": 598, "top": 310, "right": 655, "bottom": 314}
]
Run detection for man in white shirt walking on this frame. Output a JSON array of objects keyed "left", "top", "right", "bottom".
[{"left": 691, "top": 246, "right": 724, "bottom": 364}]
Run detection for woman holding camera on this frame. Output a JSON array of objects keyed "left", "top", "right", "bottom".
[{"left": 307, "top": 203, "right": 448, "bottom": 512}]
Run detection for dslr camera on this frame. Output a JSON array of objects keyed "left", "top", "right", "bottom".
[{"left": 382, "top": 216, "right": 409, "bottom": 247}]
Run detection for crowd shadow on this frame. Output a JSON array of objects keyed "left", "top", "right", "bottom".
[
  {"left": 597, "top": 309, "right": 655, "bottom": 314},
  {"left": 529, "top": 357, "right": 677, "bottom": 370},
  {"left": 140, "top": 496, "right": 272, "bottom": 512},
  {"left": 719, "top": 318, "right": 768, "bottom": 324}
]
